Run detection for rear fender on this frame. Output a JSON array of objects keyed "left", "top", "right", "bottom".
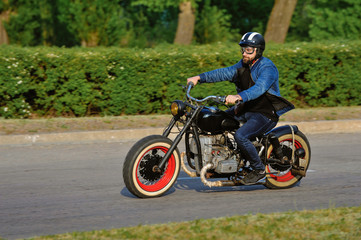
[{"left": 267, "top": 125, "right": 299, "bottom": 138}]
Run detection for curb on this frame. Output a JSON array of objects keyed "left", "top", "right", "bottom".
[{"left": 1, "top": 119, "right": 361, "bottom": 146}]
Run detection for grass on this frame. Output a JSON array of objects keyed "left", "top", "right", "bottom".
[
  {"left": 25, "top": 206, "right": 361, "bottom": 240},
  {"left": 0, "top": 106, "right": 360, "bottom": 135}
]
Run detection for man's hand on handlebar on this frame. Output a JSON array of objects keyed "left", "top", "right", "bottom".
[
  {"left": 187, "top": 76, "right": 200, "bottom": 86},
  {"left": 225, "top": 94, "right": 242, "bottom": 105},
  {"left": 186, "top": 76, "right": 242, "bottom": 105}
]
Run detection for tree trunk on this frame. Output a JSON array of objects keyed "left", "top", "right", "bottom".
[
  {"left": 174, "top": 1, "right": 195, "bottom": 45},
  {"left": 81, "top": 32, "right": 98, "bottom": 47},
  {"left": 0, "top": 10, "right": 10, "bottom": 45},
  {"left": 264, "top": 0, "right": 298, "bottom": 43}
]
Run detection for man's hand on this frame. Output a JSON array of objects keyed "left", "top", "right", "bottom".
[
  {"left": 187, "top": 76, "right": 200, "bottom": 86},
  {"left": 225, "top": 94, "right": 242, "bottom": 105}
]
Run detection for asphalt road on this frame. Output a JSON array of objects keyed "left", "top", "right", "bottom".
[{"left": 1, "top": 133, "right": 360, "bottom": 239}]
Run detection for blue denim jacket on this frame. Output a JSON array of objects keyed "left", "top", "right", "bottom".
[{"left": 199, "top": 56, "right": 294, "bottom": 117}]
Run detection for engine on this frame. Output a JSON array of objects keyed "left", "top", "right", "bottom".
[{"left": 190, "top": 134, "right": 239, "bottom": 174}]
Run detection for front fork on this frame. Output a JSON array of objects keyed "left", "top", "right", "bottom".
[
  {"left": 162, "top": 117, "right": 177, "bottom": 138},
  {"left": 156, "top": 107, "right": 202, "bottom": 171}
]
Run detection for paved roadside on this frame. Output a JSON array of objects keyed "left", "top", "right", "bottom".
[{"left": 1, "top": 119, "right": 361, "bottom": 146}]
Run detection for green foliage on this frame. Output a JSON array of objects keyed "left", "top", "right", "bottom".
[
  {"left": 131, "top": 0, "right": 187, "bottom": 11},
  {"left": 4, "top": 0, "right": 78, "bottom": 47},
  {"left": 57, "top": 0, "right": 129, "bottom": 46},
  {"left": 287, "top": 0, "right": 313, "bottom": 42},
  {"left": 209, "top": 0, "right": 274, "bottom": 35},
  {"left": 2, "top": 0, "right": 361, "bottom": 47},
  {"left": 267, "top": 41, "right": 361, "bottom": 107},
  {"left": 2, "top": 0, "right": 275, "bottom": 47},
  {"left": 5, "top": 0, "right": 56, "bottom": 46},
  {"left": 308, "top": 0, "right": 361, "bottom": 40},
  {"left": 0, "top": 0, "right": 8, "bottom": 12},
  {"left": 288, "top": 0, "right": 361, "bottom": 41},
  {"left": 0, "top": 41, "right": 360, "bottom": 118},
  {"left": 123, "top": 5, "right": 178, "bottom": 48},
  {"left": 194, "top": 0, "right": 236, "bottom": 44}
]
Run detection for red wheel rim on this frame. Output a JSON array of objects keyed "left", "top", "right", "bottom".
[
  {"left": 267, "top": 139, "right": 302, "bottom": 182},
  {"left": 136, "top": 146, "right": 176, "bottom": 192}
]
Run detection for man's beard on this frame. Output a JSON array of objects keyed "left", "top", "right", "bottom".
[{"left": 243, "top": 56, "right": 254, "bottom": 65}]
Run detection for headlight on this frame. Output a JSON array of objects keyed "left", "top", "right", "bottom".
[{"left": 170, "top": 100, "right": 186, "bottom": 117}]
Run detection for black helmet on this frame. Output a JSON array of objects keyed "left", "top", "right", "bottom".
[
  {"left": 239, "top": 32, "right": 265, "bottom": 50},
  {"left": 239, "top": 32, "right": 265, "bottom": 60}
]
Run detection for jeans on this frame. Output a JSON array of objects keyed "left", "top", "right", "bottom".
[{"left": 227, "top": 109, "right": 277, "bottom": 171}]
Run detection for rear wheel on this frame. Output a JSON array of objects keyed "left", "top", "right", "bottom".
[
  {"left": 123, "top": 135, "right": 180, "bottom": 198},
  {"left": 264, "top": 131, "right": 311, "bottom": 189}
]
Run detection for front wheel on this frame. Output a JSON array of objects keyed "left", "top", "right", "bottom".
[
  {"left": 123, "top": 135, "right": 180, "bottom": 198},
  {"left": 264, "top": 131, "right": 311, "bottom": 189}
]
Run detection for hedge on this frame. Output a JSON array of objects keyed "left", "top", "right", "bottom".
[{"left": 0, "top": 41, "right": 360, "bottom": 118}]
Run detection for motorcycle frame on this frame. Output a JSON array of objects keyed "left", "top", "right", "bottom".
[{"left": 158, "top": 106, "right": 203, "bottom": 170}]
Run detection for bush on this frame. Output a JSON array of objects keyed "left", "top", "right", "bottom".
[
  {"left": 0, "top": 41, "right": 360, "bottom": 118},
  {"left": 267, "top": 41, "right": 361, "bottom": 107}
]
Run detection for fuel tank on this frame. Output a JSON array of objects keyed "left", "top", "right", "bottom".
[{"left": 196, "top": 106, "right": 240, "bottom": 134}]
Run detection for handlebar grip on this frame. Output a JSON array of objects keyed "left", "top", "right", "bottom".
[{"left": 187, "top": 81, "right": 195, "bottom": 88}]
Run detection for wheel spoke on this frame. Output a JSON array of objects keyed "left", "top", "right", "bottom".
[{"left": 136, "top": 146, "right": 176, "bottom": 192}]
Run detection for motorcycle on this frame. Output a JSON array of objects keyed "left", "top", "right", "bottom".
[{"left": 123, "top": 83, "right": 311, "bottom": 198}]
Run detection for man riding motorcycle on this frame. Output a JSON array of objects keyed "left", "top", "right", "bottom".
[{"left": 187, "top": 32, "right": 294, "bottom": 185}]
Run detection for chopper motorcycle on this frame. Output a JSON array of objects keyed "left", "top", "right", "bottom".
[{"left": 123, "top": 83, "right": 311, "bottom": 198}]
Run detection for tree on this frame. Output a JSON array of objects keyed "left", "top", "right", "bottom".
[
  {"left": 264, "top": 0, "right": 298, "bottom": 43},
  {"left": 174, "top": 1, "right": 195, "bottom": 44},
  {"left": 0, "top": 0, "right": 10, "bottom": 44},
  {"left": 133, "top": 0, "right": 197, "bottom": 45}
]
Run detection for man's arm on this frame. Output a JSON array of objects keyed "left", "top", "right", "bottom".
[
  {"left": 239, "top": 66, "right": 278, "bottom": 102},
  {"left": 199, "top": 60, "right": 243, "bottom": 83}
]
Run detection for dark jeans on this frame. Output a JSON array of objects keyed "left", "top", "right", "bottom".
[{"left": 227, "top": 108, "right": 277, "bottom": 170}]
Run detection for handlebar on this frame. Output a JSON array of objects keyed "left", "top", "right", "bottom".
[{"left": 186, "top": 82, "right": 226, "bottom": 103}]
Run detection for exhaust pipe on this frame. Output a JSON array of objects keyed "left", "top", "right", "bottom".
[
  {"left": 180, "top": 152, "right": 236, "bottom": 187},
  {"left": 200, "top": 163, "right": 236, "bottom": 187},
  {"left": 180, "top": 152, "right": 197, "bottom": 177}
]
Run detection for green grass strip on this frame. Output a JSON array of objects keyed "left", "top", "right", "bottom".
[{"left": 24, "top": 206, "right": 361, "bottom": 240}]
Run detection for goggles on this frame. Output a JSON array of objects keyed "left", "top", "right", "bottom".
[{"left": 241, "top": 46, "right": 256, "bottom": 54}]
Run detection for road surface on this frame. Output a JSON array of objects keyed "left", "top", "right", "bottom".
[{"left": 0, "top": 133, "right": 360, "bottom": 239}]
